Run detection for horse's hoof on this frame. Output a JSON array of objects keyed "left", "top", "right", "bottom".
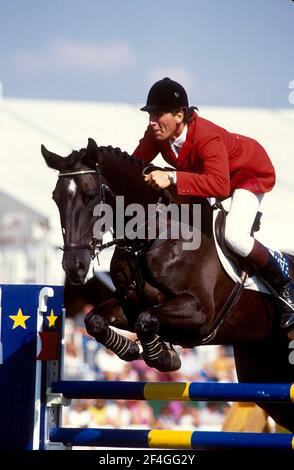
[{"left": 144, "top": 348, "right": 181, "bottom": 372}]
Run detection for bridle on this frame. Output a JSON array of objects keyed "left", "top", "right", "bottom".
[
  {"left": 58, "top": 165, "right": 112, "bottom": 260},
  {"left": 58, "top": 164, "right": 171, "bottom": 261}
]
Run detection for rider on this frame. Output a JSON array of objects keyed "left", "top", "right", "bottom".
[{"left": 133, "top": 77, "right": 294, "bottom": 338}]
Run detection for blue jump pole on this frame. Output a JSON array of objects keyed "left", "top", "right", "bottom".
[
  {"left": 51, "top": 380, "right": 294, "bottom": 403},
  {"left": 49, "top": 427, "right": 294, "bottom": 450}
]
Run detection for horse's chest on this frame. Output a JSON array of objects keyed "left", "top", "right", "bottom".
[{"left": 111, "top": 255, "right": 166, "bottom": 306}]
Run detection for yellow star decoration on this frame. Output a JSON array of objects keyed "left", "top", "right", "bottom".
[
  {"left": 47, "top": 309, "right": 58, "bottom": 328},
  {"left": 9, "top": 308, "right": 30, "bottom": 330}
]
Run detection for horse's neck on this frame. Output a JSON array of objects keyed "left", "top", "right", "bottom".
[{"left": 101, "top": 152, "right": 157, "bottom": 207}]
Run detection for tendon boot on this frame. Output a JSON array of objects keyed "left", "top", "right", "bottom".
[{"left": 246, "top": 240, "right": 294, "bottom": 338}]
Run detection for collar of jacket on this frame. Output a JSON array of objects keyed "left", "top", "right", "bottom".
[{"left": 159, "top": 112, "right": 197, "bottom": 168}]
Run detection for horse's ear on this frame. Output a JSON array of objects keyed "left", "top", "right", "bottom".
[
  {"left": 41, "top": 145, "right": 65, "bottom": 171},
  {"left": 85, "top": 138, "right": 100, "bottom": 167},
  {"left": 87, "top": 137, "right": 98, "bottom": 152}
]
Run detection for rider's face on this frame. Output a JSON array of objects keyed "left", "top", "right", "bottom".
[{"left": 148, "top": 110, "right": 185, "bottom": 141}]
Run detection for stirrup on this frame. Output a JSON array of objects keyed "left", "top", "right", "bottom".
[
  {"left": 260, "top": 279, "right": 294, "bottom": 311},
  {"left": 278, "top": 295, "right": 294, "bottom": 312}
]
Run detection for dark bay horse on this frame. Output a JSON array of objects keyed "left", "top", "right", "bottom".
[{"left": 41, "top": 138, "right": 294, "bottom": 432}]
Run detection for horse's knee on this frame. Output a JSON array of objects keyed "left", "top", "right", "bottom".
[
  {"left": 84, "top": 309, "right": 108, "bottom": 339},
  {"left": 135, "top": 311, "right": 159, "bottom": 338}
]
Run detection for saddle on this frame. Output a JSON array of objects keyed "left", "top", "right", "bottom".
[
  {"left": 214, "top": 202, "right": 262, "bottom": 277},
  {"left": 196, "top": 204, "right": 264, "bottom": 344}
]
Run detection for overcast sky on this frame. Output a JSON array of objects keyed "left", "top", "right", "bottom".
[{"left": 0, "top": 0, "right": 294, "bottom": 107}]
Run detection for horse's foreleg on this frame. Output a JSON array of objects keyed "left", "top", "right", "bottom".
[
  {"left": 134, "top": 310, "right": 175, "bottom": 371},
  {"left": 135, "top": 291, "right": 204, "bottom": 372},
  {"left": 84, "top": 298, "right": 140, "bottom": 362}
]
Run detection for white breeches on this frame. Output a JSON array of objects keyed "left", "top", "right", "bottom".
[{"left": 224, "top": 189, "right": 264, "bottom": 257}]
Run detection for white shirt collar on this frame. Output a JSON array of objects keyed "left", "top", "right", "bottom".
[{"left": 169, "top": 125, "right": 187, "bottom": 157}]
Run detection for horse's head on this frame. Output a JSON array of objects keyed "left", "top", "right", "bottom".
[
  {"left": 41, "top": 138, "right": 101, "bottom": 285},
  {"left": 42, "top": 137, "right": 173, "bottom": 284}
]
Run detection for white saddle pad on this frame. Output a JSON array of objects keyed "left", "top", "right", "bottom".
[{"left": 212, "top": 209, "right": 271, "bottom": 294}]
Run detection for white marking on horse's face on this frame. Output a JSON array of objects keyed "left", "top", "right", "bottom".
[{"left": 68, "top": 179, "right": 77, "bottom": 195}]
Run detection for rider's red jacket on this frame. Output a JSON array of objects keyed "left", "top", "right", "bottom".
[{"left": 133, "top": 112, "right": 275, "bottom": 198}]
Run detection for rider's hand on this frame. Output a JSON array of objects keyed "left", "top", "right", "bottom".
[{"left": 144, "top": 170, "right": 171, "bottom": 191}]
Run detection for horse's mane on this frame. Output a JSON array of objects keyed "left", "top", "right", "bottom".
[
  {"left": 97, "top": 145, "right": 146, "bottom": 168},
  {"left": 76, "top": 144, "right": 147, "bottom": 171}
]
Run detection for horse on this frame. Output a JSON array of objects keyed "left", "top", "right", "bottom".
[{"left": 41, "top": 138, "right": 294, "bottom": 432}]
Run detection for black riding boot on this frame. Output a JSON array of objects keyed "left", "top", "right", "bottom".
[{"left": 246, "top": 240, "right": 294, "bottom": 335}]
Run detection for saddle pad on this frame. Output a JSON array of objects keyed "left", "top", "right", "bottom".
[{"left": 212, "top": 209, "right": 271, "bottom": 294}]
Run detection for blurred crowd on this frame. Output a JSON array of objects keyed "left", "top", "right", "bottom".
[{"left": 63, "top": 316, "right": 237, "bottom": 431}]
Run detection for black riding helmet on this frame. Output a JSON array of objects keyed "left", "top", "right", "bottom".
[{"left": 141, "top": 77, "right": 189, "bottom": 112}]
